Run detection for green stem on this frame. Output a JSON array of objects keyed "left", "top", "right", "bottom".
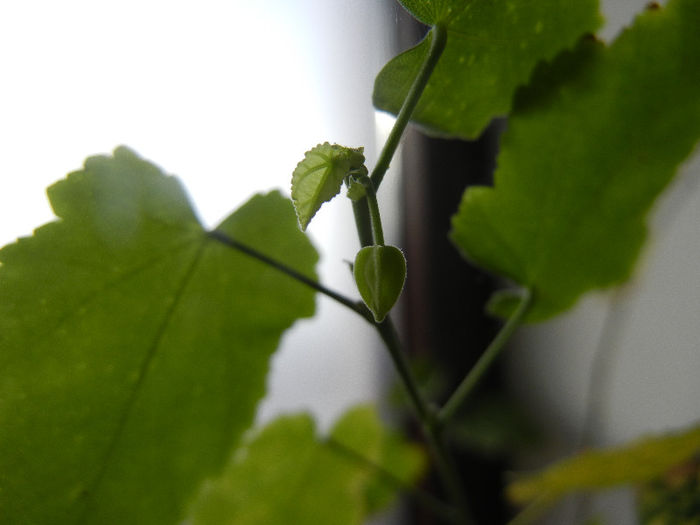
[
  {"left": 208, "top": 230, "right": 373, "bottom": 322},
  {"left": 376, "top": 318, "right": 432, "bottom": 422},
  {"left": 353, "top": 174, "right": 385, "bottom": 246},
  {"left": 351, "top": 23, "right": 446, "bottom": 249},
  {"left": 352, "top": 198, "right": 374, "bottom": 248},
  {"left": 347, "top": 22, "right": 459, "bottom": 523},
  {"left": 424, "top": 429, "right": 476, "bottom": 525},
  {"left": 370, "top": 23, "right": 447, "bottom": 191},
  {"left": 376, "top": 318, "right": 476, "bottom": 525},
  {"left": 364, "top": 180, "right": 385, "bottom": 246},
  {"left": 438, "top": 289, "right": 532, "bottom": 425}
]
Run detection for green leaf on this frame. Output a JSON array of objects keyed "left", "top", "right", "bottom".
[
  {"left": 373, "top": 0, "right": 601, "bottom": 139},
  {"left": 353, "top": 245, "right": 407, "bottom": 322},
  {"left": 188, "top": 405, "right": 426, "bottom": 525},
  {"left": 346, "top": 177, "right": 367, "bottom": 201},
  {"left": 448, "top": 395, "right": 539, "bottom": 457},
  {"left": 291, "top": 142, "right": 366, "bottom": 230},
  {"left": 0, "top": 147, "right": 318, "bottom": 525},
  {"left": 451, "top": 0, "right": 700, "bottom": 320},
  {"left": 507, "top": 423, "right": 700, "bottom": 506},
  {"left": 639, "top": 458, "right": 700, "bottom": 525}
]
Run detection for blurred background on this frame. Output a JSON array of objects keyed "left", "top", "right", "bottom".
[{"left": 1, "top": 1, "right": 698, "bottom": 524}]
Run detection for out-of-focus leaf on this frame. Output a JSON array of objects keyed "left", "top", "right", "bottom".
[
  {"left": 188, "top": 405, "right": 426, "bottom": 525},
  {"left": 0, "top": 147, "right": 318, "bottom": 525},
  {"left": 639, "top": 458, "right": 700, "bottom": 525},
  {"left": 448, "top": 396, "right": 539, "bottom": 457},
  {"left": 373, "top": 0, "right": 601, "bottom": 139},
  {"left": 508, "top": 424, "right": 700, "bottom": 505},
  {"left": 291, "top": 142, "right": 365, "bottom": 230},
  {"left": 451, "top": 0, "right": 700, "bottom": 320}
]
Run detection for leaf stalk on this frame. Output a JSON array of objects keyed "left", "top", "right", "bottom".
[
  {"left": 438, "top": 289, "right": 533, "bottom": 425},
  {"left": 370, "top": 23, "right": 447, "bottom": 191},
  {"left": 375, "top": 318, "right": 476, "bottom": 525},
  {"left": 208, "top": 230, "right": 373, "bottom": 322}
]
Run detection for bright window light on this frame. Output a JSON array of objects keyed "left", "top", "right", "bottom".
[
  {"left": 0, "top": 1, "right": 326, "bottom": 242},
  {"left": 0, "top": 0, "right": 397, "bottom": 430}
]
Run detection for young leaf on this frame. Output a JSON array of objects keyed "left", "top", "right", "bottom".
[
  {"left": 451, "top": 0, "right": 700, "bottom": 320},
  {"left": 291, "top": 142, "right": 366, "bottom": 230},
  {"left": 0, "top": 147, "right": 318, "bottom": 525},
  {"left": 188, "top": 405, "right": 426, "bottom": 525},
  {"left": 373, "top": 0, "right": 601, "bottom": 139},
  {"left": 507, "top": 424, "right": 700, "bottom": 507},
  {"left": 353, "top": 245, "right": 407, "bottom": 323},
  {"left": 346, "top": 176, "right": 367, "bottom": 201}
]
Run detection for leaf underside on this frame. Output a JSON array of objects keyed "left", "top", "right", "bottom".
[
  {"left": 291, "top": 142, "right": 365, "bottom": 230},
  {"left": 451, "top": 0, "right": 700, "bottom": 320},
  {"left": 0, "top": 147, "right": 318, "bottom": 525},
  {"left": 188, "top": 405, "right": 426, "bottom": 525},
  {"left": 373, "top": 0, "right": 601, "bottom": 139}
]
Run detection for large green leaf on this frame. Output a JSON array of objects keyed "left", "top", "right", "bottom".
[
  {"left": 0, "top": 147, "right": 318, "bottom": 524},
  {"left": 507, "top": 423, "right": 700, "bottom": 506},
  {"left": 451, "top": 0, "right": 700, "bottom": 320},
  {"left": 373, "top": 0, "right": 601, "bottom": 139},
  {"left": 188, "top": 405, "right": 426, "bottom": 525}
]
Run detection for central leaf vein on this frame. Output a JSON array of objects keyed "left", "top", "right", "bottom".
[{"left": 77, "top": 239, "right": 207, "bottom": 523}]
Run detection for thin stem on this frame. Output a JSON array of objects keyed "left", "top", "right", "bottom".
[
  {"left": 353, "top": 174, "right": 385, "bottom": 246},
  {"left": 364, "top": 179, "right": 385, "bottom": 246},
  {"left": 424, "top": 428, "right": 476, "bottom": 525},
  {"left": 208, "top": 230, "right": 373, "bottom": 322},
  {"left": 346, "top": 22, "right": 460, "bottom": 523},
  {"left": 439, "top": 289, "right": 532, "bottom": 425},
  {"left": 370, "top": 23, "right": 447, "bottom": 191},
  {"left": 325, "top": 437, "right": 459, "bottom": 524},
  {"left": 376, "top": 318, "right": 432, "bottom": 422},
  {"left": 352, "top": 198, "right": 374, "bottom": 248},
  {"left": 376, "top": 318, "right": 476, "bottom": 525},
  {"left": 352, "top": 23, "right": 446, "bottom": 250}
]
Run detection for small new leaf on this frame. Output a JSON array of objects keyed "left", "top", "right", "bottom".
[
  {"left": 346, "top": 177, "right": 367, "bottom": 201},
  {"left": 354, "top": 245, "right": 406, "bottom": 323},
  {"left": 292, "top": 142, "right": 366, "bottom": 230}
]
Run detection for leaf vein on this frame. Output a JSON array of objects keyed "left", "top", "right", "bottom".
[{"left": 76, "top": 239, "right": 207, "bottom": 523}]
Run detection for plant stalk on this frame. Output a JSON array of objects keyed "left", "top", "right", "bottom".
[
  {"left": 364, "top": 179, "right": 385, "bottom": 246},
  {"left": 349, "top": 21, "right": 471, "bottom": 522},
  {"left": 352, "top": 198, "right": 375, "bottom": 248},
  {"left": 210, "top": 219, "right": 477, "bottom": 522},
  {"left": 375, "top": 318, "right": 476, "bottom": 525},
  {"left": 370, "top": 23, "right": 447, "bottom": 191},
  {"left": 353, "top": 174, "right": 385, "bottom": 246},
  {"left": 438, "top": 289, "right": 532, "bottom": 425},
  {"left": 208, "top": 230, "right": 373, "bottom": 322}
]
